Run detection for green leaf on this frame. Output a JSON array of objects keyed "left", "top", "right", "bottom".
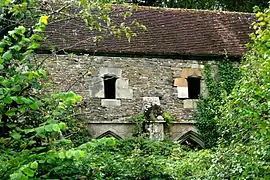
[
  {"left": 10, "top": 45, "right": 21, "bottom": 51},
  {"left": 36, "top": 127, "right": 45, "bottom": 137},
  {"left": 45, "top": 124, "right": 53, "bottom": 132},
  {"left": 21, "top": 97, "right": 33, "bottom": 105},
  {"left": 10, "top": 172, "right": 28, "bottom": 180},
  {"left": 3, "top": 96, "right": 13, "bottom": 104},
  {"left": 28, "top": 42, "right": 40, "bottom": 49},
  {"left": 52, "top": 124, "right": 60, "bottom": 132},
  {"left": 12, "top": 85, "right": 21, "bottom": 92},
  {"left": 6, "top": 109, "right": 16, "bottom": 117},
  {"left": 30, "top": 34, "right": 43, "bottom": 41},
  {"left": 30, "top": 161, "right": 38, "bottom": 169},
  {"left": 29, "top": 102, "right": 40, "bottom": 110},
  {"left": 23, "top": 128, "right": 34, "bottom": 134},
  {"left": 58, "top": 151, "right": 65, "bottom": 159},
  {"left": 22, "top": 167, "right": 35, "bottom": 177},
  {"left": 0, "top": 64, "right": 4, "bottom": 70},
  {"left": 15, "top": 97, "right": 24, "bottom": 104},
  {"left": 2, "top": 50, "right": 13, "bottom": 60},
  {"left": 11, "top": 132, "right": 21, "bottom": 140},
  {"left": 47, "top": 119, "right": 58, "bottom": 124},
  {"left": 66, "top": 151, "right": 72, "bottom": 159},
  {"left": 58, "top": 122, "right": 67, "bottom": 130}
]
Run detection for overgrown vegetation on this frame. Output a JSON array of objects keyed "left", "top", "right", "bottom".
[
  {"left": 194, "top": 61, "right": 240, "bottom": 148},
  {"left": 0, "top": 0, "right": 269, "bottom": 179},
  {"left": 137, "top": 0, "right": 269, "bottom": 12},
  {"left": 130, "top": 105, "right": 175, "bottom": 137}
]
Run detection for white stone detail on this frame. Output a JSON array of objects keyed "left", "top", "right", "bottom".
[
  {"left": 101, "top": 99, "right": 121, "bottom": 107},
  {"left": 191, "top": 64, "right": 199, "bottom": 69},
  {"left": 183, "top": 99, "right": 194, "bottom": 108},
  {"left": 177, "top": 87, "right": 189, "bottom": 98},
  {"left": 116, "top": 88, "right": 133, "bottom": 99},
  {"left": 143, "top": 97, "right": 160, "bottom": 105},
  {"left": 183, "top": 99, "right": 198, "bottom": 109},
  {"left": 90, "top": 77, "right": 104, "bottom": 98},
  {"left": 99, "top": 68, "right": 122, "bottom": 77},
  {"left": 116, "top": 78, "right": 129, "bottom": 89}
]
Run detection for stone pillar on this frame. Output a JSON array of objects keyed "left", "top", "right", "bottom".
[{"left": 147, "top": 121, "right": 165, "bottom": 140}]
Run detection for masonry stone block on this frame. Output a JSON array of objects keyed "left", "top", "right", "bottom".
[
  {"left": 148, "top": 122, "right": 164, "bottom": 140},
  {"left": 193, "top": 69, "right": 202, "bottom": 77},
  {"left": 99, "top": 68, "right": 122, "bottom": 77},
  {"left": 180, "top": 68, "right": 202, "bottom": 78},
  {"left": 116, "top": 88, "right": 133, "bottom": 99},
  {"left": 177, "top": 87, "right": 189, "bottom": 98},
  {"left": 143, "top": 97, "right": 160, "bottom": 105},
  {"left": 183, "top": 99, "right": 194, "bottom": 109},
  {"left": 174, "top": 78, "right": 187, "bottom": 87},
  {"left": 116, "top": 78, "right": 129, "bottom": 89},
  {"left": 101, "top": 99, "right": 121, "bottom": 107},
  {"left": 191, "top": 64, "right": 199, "bottom": 69},
  {"left": 90, "top": 77, "right": 104, "bottom": 98}
]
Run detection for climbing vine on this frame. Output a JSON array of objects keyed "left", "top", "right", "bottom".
[{"left": 194, "top": 60, "right": 240, "bottom": 148}]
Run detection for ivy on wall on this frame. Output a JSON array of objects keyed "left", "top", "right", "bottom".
[{"left": 194, "top": 60, "right": 240, "bottom": 148}]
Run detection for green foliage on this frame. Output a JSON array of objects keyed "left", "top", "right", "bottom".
[
  {"left": 162, "top": 112, "right": 175, "bottom": 125},
  {"left": 194, "top": 60, "right": 240, "bottom": 148},
  {"left": 131, "top": 111, "right": 176, "bottom": 136}
]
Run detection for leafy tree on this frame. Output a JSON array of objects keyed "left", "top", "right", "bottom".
[
  {"left": 0, "top": 0, "right": 146, "bottom": 179},
  {"left": 135, "top": 0, "right": 269, "bottom": 12},
  {"left": 219, "top": 0, "right": 269, "bottom": 12}
]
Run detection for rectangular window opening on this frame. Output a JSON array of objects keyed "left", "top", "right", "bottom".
[
  {"left": 187, "top": 77, "right": 201, "bottom": 99},
  {"left": 104, "top": 75, "right": 117, "bottom": 99}
]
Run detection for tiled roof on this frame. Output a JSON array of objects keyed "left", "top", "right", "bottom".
[{"left": 43, "top": 6, "right": 255, "bottom": 57}]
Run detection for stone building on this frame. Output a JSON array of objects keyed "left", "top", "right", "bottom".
[{"left": 40, "top": 6, "right": 254, "bottom": 148}]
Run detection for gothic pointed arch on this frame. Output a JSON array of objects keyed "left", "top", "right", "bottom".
[
  {"left": 96, "top": 130, "right": 122, "bottom": 140},
  {"left": 177, "top": 131, "right": 204, "bottom": 149}
]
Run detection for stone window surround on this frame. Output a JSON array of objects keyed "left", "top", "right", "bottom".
[
  {"left": 90, "top": 68, "right": 133, "bottom": 107},
  {"left": 174, "top": 68, "right": 206, "bottom": 109},
  {"left": 174, "top": 68, "right": 204, "bottom": 99}
]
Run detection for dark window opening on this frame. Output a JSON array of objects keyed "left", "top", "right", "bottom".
[
  {"left": 104, "top": 75, "right": 117, "bottom": 99},
  {"left": 187, "top": 77, "right": 201, "bottom": 99}
]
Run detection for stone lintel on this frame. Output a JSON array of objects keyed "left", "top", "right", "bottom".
[{"left": 99, "top": 68, "right": 122, "bottom": 78}]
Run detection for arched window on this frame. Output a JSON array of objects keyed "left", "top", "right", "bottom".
[
  {"left": 96, "top": 131, "right": 122, "bottom": 140},
  {"left": 177, "top": 131, "right": 204, "bottom": 149}
]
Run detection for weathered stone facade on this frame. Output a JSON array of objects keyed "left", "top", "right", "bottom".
[
  {"left": 40, "top": 54, "right": 210, "bottom": 147},
  {"left": 40, "top": 6, "right": 253, "bottom": 148}
]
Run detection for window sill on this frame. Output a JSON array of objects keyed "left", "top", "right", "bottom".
[{"left": 101, "top": 99, "right": 121, "bottom": 107}]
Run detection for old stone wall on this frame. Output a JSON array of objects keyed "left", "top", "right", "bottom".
[
  {"left": 39, "top": 54, "right": 212, "bottom": 145},
  {"left": 41, "top": 54, "right": 210, "bottom": 120}
]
